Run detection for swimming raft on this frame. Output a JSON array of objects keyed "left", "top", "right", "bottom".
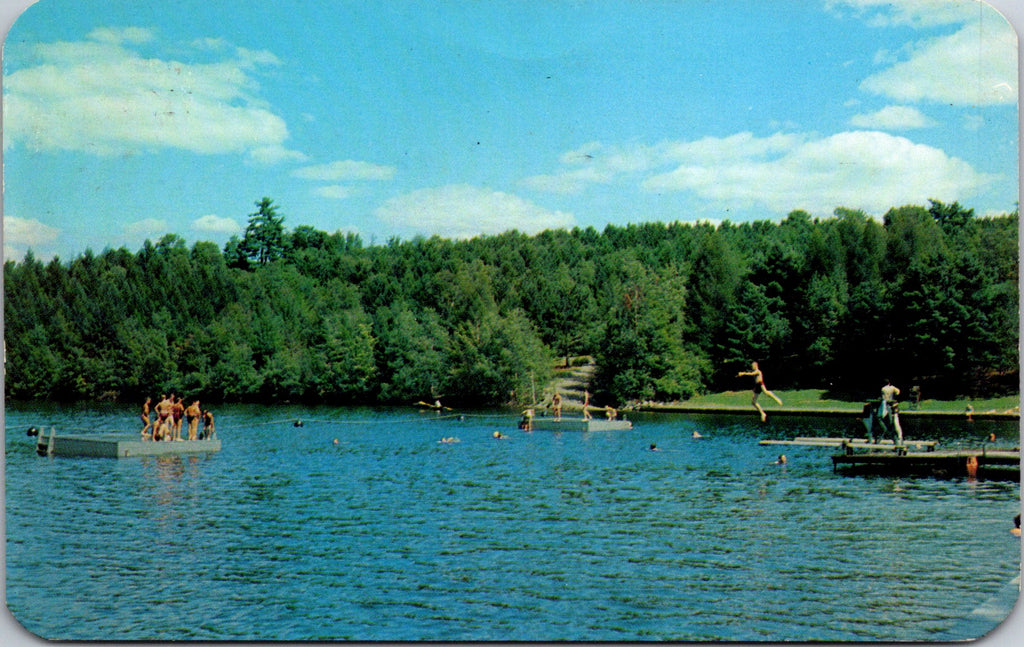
[
  {"left": 33, "top": 428, "right": 221, "bottom": 458},
  {"left": 528, "top": 418, "right": 633, "bottom": 432},
  {"left": 759, "top": 436, "right": 938, "bottom": 450}
]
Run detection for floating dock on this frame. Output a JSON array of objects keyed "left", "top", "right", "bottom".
[
  {"left": 831, "top": 448, "right": 1019, "bottom": 480},
  {"left": 760, "top": 436, "right": 938, "bottom": 450},
  {"left": 528, "top": 418, "right": 633, "bottom": 432},
  {"left": 35, "top": 428, "right": 221, "bottom": 458}
]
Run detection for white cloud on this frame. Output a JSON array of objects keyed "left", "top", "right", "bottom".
[
  {"left": 523, "top": 140, "right": 675, "bottom": 194},
  {"left": 124, "top": 218, "right": 168, "bottom": 236},
  {"left": 192, "top": 214, "right": 241, "bottom": 234},
  {"left": 860, "top": 19, "right": 1017, "bottom": 106},
  {"left": 292, "top": 160, "right": 396, "bottom": 182},
  {"left": 641, "top": 130, "right": 995, "bottom": 216},
  {"left": 522, "top": 166, "right": 615, "bottom": 194},
  {"left": 2, "top": 216, "right": 61, "bottom": 261},
  {"left": 3, "top": 216, "right": 60, "bottom": 246},
  {"left": 3, "top": 29, "right": 294, "bottom": 157},
  {"left": 87, "top": 26, "right": 156, "bottom": 46},
  {"left": 659, "top": 132, "right": 803, "bottom": 165},
  {"left": 249, "top": 145, "right": 308, "bottom": 165},
  {"left": 962, "top": 113, "right": 985, "bottom": 131},
  {"left": 375, "top": 185, "right": 574, "bottom": 239},
  {"left": 235, "top": 47, "right": 282, "bottom": 69},
  {"left": 850, "top": 105, "right": 937, "bottom": 129},
  {"left": 825, "top": 0, "right": 980, "bottom": 28},
  {"left": 314, "top": 185, "right": 355, "bottom": 200},
  {"left": 525, "top": 133, "right": 802, "bottom": 195}
]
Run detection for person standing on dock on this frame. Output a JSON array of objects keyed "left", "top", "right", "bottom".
[
  {"left": 171, "top": 395, "right": 185, "bottom": 441},
  {"left": 582, "top": 390, "right": 593, "bottom": 421},
  {"left": 185, "top": 400, "right": 202, "bottom": 440},
  {"left": 201, "top": 409, "right": 215, "bottom": 440},
  {"left": 551, "top": 392, "right": 562, "bottom": 421},
  {"left": 880, "top": 379, "right": 903, "bottom": 444},
  {"left": 520, "top": 408, "right": 535, "bottom": 431},
  {"left": 881, "top": 379, "right": 900, "bottom": 411},
  {"left": 140, "top": 397, "right": 152, "bottom": 440},
  {"left": 154, "top": 394, "right": 172, "bottom": 441},
  {"left": 737, "top": 361, "right": 782, "bottom": 422}
]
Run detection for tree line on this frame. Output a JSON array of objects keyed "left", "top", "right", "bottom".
[{"left": 4, "top": 199, "right": 1018, "bottom": 406}]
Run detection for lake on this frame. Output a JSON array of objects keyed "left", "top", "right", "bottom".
[{"left": 4, "top": 403, "right": 1020, "bottom": 641}]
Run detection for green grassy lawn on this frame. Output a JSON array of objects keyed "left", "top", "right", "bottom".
[{"left": 679, "top": 389, "right": 1020, "bottom": 413}]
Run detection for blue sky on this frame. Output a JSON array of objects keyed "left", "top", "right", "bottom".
[{"left": 1, "top": 0, "right": 1019, "bottom": 262}]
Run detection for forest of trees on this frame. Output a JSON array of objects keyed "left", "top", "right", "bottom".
[{"left": 3, "top": 199, "right": 1018, "bottom": 407}]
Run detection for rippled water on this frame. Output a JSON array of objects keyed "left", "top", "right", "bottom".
[{"left": 4, "top": 403, "right": 1020, "bottom": 641}]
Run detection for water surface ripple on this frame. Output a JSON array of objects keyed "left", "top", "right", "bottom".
[{"left": 5, "top": 404, "right": 1020, "bottom": 640}]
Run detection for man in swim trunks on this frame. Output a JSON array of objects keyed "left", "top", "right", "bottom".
[
  {"left": 154, "top": 394, "right": 172, "bottom": 441},
  {"left": 171, "top": 395, "right": 185, "bottom": 441},
  {"left": 185, "top": 400, "right": 202, "bottom": 440},
  {"left": 737, "top": 361, "right": 783, "bottom": 422},
  {"left": 879, "top": 378, "right": 903, "bottom": 443}
]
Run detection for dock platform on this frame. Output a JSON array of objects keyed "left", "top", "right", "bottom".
[
  {"left": 760, "top": 436, "right": 938, "bottom": 450},
  {"left": 35, "top": 428, "right": 221, "bottom": 458},
  {"left": 528, "top": 418, "right": 633, "bottom": 432},
  {"left": 831, "top": 448, "right": 1019, "bottom": 480}
]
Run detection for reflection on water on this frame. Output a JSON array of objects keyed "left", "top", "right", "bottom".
[{"left": 4, "top": 404, "right": 1020, "bottom": 641}]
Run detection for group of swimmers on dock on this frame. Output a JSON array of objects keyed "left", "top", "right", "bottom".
[
  {"left": 140, "top": 394, "right": 215, "bottom": 442},
  {"left": 520, "top": 389, "right": 619, "bottom": 430}
]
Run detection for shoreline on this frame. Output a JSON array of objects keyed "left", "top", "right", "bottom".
[{"left": 634, "top": 403, "right": 1020, "bottom": 420}]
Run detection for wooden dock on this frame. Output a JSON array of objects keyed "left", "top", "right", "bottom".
[
  {"left": 35, "top": 428, "right": 221, "bottom": 458},
  {"left": 831, "top": 448, "right": 1019, "bottom": 480},
  {"left": 760, "top": 436, "right": 938, "bottom": 450},
  {"left": 528, "top": 418, "right": 634, "bottom": 432}
]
